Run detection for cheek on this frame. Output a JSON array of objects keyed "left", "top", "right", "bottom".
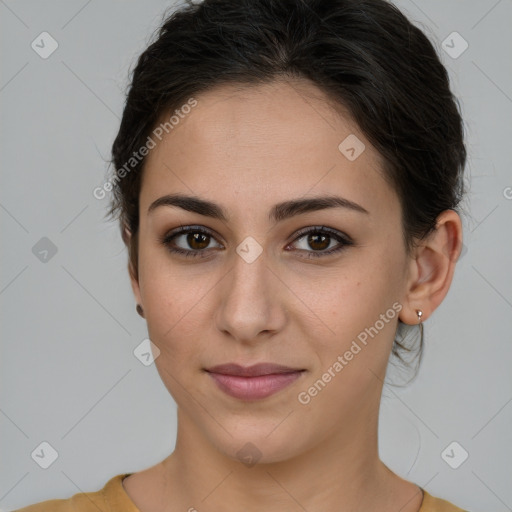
[
  {"left": 307, "top": 248, "right": 404, "bottom": 364},
  {"left": 295, "top": 273, "right": 401, "bottom": 414},
  {"left": 138, "top": 237, "right": 197, "bottom": 315},
  {"left": 143, "top": 278, "right": 208, "bottom": 359},
  {"left": 137, "top": 244, "right": 206, "bottom": 359}
]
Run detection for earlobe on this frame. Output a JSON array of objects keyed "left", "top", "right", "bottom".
[{"left": 399, "top": 209, "right": 463, "bottom": 325}]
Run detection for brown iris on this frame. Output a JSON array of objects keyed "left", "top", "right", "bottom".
[
  {"left": 187, "top": 232, "right": 210, "bottom": 250},
  {"left": 307, "top": 233, "right": 330, "bottom": 251}
]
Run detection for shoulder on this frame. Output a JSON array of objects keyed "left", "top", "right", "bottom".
[
  {"left": 11, "top": 474, "right": 138, "bottom": 512},
  {"left": 420, "top": 489, "right": 469, "bottom": 512}
]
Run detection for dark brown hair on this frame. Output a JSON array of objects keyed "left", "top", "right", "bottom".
[{"left": 107, "top": 0, "right": 466, "bottom": 378}]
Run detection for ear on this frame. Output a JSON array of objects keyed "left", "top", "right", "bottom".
[
  {"left": 399, "top": 209, "right": 463, "bottom": 325},
  {"left": 124, "top": 226, "right": 143, "bottom": 308}
]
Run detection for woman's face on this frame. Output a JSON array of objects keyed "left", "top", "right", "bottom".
[{"left": 131, "top": 79, "right": 412, "bottom": 463}]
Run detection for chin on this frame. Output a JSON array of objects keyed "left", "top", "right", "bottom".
[{"left": 207, "top": 418, "right": 312, "bottom": 467}]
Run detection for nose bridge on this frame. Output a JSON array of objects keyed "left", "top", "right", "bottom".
[
  {"left": 216, "top": 240, "right": 281, "bottom": 339},
  {"left": 228, "top": 241, "right": 272, "bottom": 306}
]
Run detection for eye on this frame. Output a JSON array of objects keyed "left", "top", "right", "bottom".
[
  {"left": 287, "top": 226, "right": 353, "bottom": 258},
  {"left": 160, "top": 225, "right": 222, "bottom": 258}
]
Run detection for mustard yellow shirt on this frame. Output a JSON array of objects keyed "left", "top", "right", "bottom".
[{"left": 12, "top": 473, "right": 468, "bottom": 512}]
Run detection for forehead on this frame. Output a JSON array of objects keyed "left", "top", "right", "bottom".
[{"left": 139, "top": 79, "right": 398, "bottom": 223}]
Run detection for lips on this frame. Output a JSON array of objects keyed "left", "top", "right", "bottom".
[
  {"left": 206, "top": 362, "right": 303, "bottom": 377},
  {"left": 205, "top": 363, "right": 305, "bottom": 400}
]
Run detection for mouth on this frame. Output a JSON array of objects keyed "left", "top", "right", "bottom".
[{"left": 204, "top": 363, "right": 306, "bottom": 400}]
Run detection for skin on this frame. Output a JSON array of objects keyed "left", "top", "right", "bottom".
[{"left": 123, "top": 79, "right": 463, "bottom": 512}]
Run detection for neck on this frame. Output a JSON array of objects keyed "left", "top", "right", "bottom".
[{"left": 157, "top": 407, "right": 416, "bottom": 512}]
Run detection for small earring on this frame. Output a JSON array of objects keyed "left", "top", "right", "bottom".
[
  {"left": 416, "top": 309, "right": 423, "bottom": 324},
  {"left": 136, "top": 304, "right": 144, "bottom": 318}
]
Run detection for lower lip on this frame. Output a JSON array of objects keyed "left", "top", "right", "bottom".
[{"left": 206, "top": 371, "right": 304, "bottom": 400}]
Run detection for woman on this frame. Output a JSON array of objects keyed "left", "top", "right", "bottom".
[{"left": 15, "top": 0, "right": 469, "bottom": 510}]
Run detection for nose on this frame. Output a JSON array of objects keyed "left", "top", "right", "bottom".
[{"left": 214, "top": 246, "right": 286, "bottom": 344}]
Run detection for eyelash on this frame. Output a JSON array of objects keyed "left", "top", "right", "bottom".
[{"left": 159, "top": 225, "right": 354, "bottom": 260}]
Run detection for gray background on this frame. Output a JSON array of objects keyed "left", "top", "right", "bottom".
[{"left": 1, "top": 1, "right": 511, "bottom": 511}]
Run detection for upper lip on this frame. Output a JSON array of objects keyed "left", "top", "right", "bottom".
[{"left": 205, "top": 363, "right": 304, "bottom": 377}]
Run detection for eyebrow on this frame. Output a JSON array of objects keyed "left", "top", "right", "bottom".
[{"left": 147, "top": 193, "right": 369, "bottom": 223}]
